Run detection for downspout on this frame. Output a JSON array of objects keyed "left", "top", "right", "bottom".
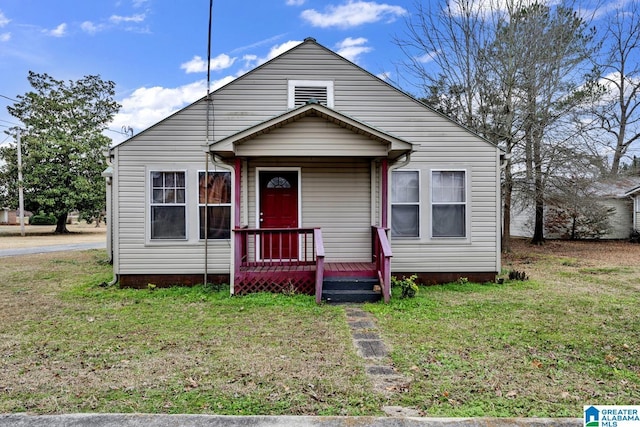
[
  {"left": 102, "top": 151, "right": 118, "bottom": 286},
  {"left": 383, "top": 152, "right": 412, "bottom": 228}
]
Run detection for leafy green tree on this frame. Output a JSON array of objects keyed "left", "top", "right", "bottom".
[{"left": 3, "top": 72, "right": 120, "bottom": 233}]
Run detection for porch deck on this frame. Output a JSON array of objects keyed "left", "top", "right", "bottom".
[
  {"left": 235, "top": 261, "right": 377, "bottom": 295},
  {"left": 233, "top": 227, "right": 391, "bottom": 302},
  {"left": 238, "top": 261, "right": 376, "bottom": 275}
]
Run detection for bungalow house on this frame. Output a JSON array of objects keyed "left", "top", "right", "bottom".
[
  {"left": 104, "top": 38, "right": 504, "bottom": 302},
  {"left": 511, "top": 176, "right": 640, "bottom": 240}
]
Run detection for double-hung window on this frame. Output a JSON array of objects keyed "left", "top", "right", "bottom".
[
  {"left": 391, "top": 170, "right": 420, "bottom": 238},
  {"left": 150, "top": 171, "right": 186, "bottom": 240},
  {"left": 199, "top": 171, "right": 231, "bottom": 239},
  {"left": 431, "top": 170, "right": 466, "bottom": 238}
]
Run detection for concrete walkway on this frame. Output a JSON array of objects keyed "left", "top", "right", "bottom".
[
  {"left": 0, "top": 414, "right": 583, "bottom": 426},
  {"left": 0, "top": 242, "right": 105, "bottom": 257}
]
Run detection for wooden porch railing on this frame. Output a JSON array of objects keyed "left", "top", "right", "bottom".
[
  {"left": 314, "top": 228, "right": 325, "bottom": 304},
  {"left": 234, "top": 227, "right": 319, "bottom": 267},
  {"left": 372, "top": 226, "right": 393, "bottom": 303}
]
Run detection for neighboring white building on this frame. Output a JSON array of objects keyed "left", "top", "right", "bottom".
[
  {"left": 511, "top": 177, "right": 640, "bottom": 240},
  {"left": 625, "top": 184, "right": 640, "bottom": 231}
]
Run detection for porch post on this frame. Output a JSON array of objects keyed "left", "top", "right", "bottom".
[
  {"left": 381, "top": 158, "right": 389, "bottom": 229},
  {"left": 232, "top": 158, "right": 242, "bottom": 293},
  {"left": 234, "top": 158, "right": 241, "bottom": 227}
]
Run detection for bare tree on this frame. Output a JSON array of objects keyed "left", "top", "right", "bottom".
[
  {"left": 395, "top": 0, "right": 490, "bottom": 128},
  {"left": 590, "top": 1, "right": 640, "bottom": 175},
  {"left": 395, "top": 0, "right": 598, "bottom": 247}
]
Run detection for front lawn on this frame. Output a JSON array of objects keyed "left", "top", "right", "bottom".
[{"left": 0, "top": 240, "right": 638, "bottom": 416}]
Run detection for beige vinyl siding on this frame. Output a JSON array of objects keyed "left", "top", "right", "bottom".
[
  {"left": 113, "top": 102, "right": 232, "bottom": 275},
  {"left": 246, "top": 158, "right": 372, "bottom": 262},
  {"left": 236, "top": 116, "right": 388, "bottom": 157},
  {"left": 112, "top": 40, "right": 501, "bottom": 276}
]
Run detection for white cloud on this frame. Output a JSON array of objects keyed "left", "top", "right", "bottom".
[
  {"left": 286, "top": 0, "right": 306, "bottom": 5},
  {"left": 180, "top": 54, "right": 237, "bottom": 74},
  {"left": 48, "top": 23, "right": 67, "bottom": 37},
  {"left": 241, "top": 40, "right": 302, "bottom": 71},
  {"left": 301, "top": 1, "right": 407, "bottom": 29},
  {"left": 377, "top": 71, "right": 391, "bottom": 81},
  {"left": 109, "top": 40, "right": 304, "bottom": 145},
  {"left": 416, "top": 50, "right": 438, "bottom": 64},
  {"left": 0, "top": 10, "right": 10, "bottom": 27},
  {"left": 110, "top": 14, "right": 146, "bottom": 24},
  {"left": 265, "top": 40, "right": 302, "bottom": 61},
  {"left": 335, "top": 37, "right": 372, "bottom": 63},
  {"left": 242, "top": 54, "right": 258, "bottom": 64},
  {"left": 0, "top": 32, "right": 10, "bottom": 42},
  {"left": 110, "top": 76, "right": 237, "bottom": 145},
  {"left": 81, "top": 21, "right": 105, "bottom": 34}
]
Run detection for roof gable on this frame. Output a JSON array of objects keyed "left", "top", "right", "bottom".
[
  {"left": 112, "top": 37, "right": 500, "bottom": 154},
  {"left": 210, "top": 102, "right": 414, "bottom": 159}
]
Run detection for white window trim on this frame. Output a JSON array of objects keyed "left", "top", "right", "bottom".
[
  {"left": 429, "top": 168, "right": 470, "bottom": 241},
  {"left": 390, "top": 169, "right": 421, "bottom": 239},
  {"left": 197, "top": 169, "right": 232, "bottom": 241},
  {"left": 287, "top": 80, "right": 334, "bottom": 108},
  {"left": 147, "top": 168, "right": 188, "bottom": 243}
]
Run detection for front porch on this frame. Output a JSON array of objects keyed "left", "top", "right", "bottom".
[{"left": 233, "top": 227, "right": 392, "bottom": 303}]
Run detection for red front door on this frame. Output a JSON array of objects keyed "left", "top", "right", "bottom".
[{"left": 259, "top": 171, "right": 298, "bottom": 260}]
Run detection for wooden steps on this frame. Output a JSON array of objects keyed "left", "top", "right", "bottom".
[{"left": 321, "top": 276, "right": 381, "bottom": 303}]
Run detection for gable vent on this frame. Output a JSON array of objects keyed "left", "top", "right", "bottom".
[{"left": 295, "top": 86, "right": 328, "bottom": 107}]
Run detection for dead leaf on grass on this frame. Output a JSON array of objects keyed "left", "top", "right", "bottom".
[{"left": 184, "top": 377, "right": 199, "bottom": 390}]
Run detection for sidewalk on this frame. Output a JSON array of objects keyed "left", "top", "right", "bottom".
[{"left": 0, "top": 414, "right": 583, "bottom": 427}]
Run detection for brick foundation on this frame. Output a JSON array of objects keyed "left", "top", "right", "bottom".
[
  {"left": 118, "top": 274, "right": 230, "bottom": 289},
  {"left": 393, "top": 272, "right": 498, "bottom": 286}
]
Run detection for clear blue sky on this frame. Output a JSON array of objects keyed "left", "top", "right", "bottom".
[{"left": 0, "top": 0, "right": 418, "bottom": 145}]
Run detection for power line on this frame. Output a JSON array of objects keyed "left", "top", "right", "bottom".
[
  {"left": 0, "top": 94, "right": 18, "bottom": 103},
  {"left": 0, "top": 118, "right": 20, "bottom": 127}
]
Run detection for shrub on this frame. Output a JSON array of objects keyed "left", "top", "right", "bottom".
[
  {"left": 391, "top": 274, "right": 419, "bottom": 298},
  {"left": 29, "top": 213, "right": 57, "bottom": 225},
  {"left": 630, "top": 229, "right": 640, "bottom": 244},
  {"left": 508, "top": 270, "right": 529, "bottom": 281}
]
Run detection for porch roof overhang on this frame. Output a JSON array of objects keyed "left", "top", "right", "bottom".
[
  {"left": 625, "top": 185, "right": 640, "bottom": 197},
  {"left": 209, "top": 102, "right": 414, "bottom": 160}
]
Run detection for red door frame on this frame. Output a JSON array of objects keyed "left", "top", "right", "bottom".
[{"left": 257, "top": 168, "right": 300, "bottom": 260}]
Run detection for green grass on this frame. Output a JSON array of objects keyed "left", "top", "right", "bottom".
[
  {"left": 0, "top": 251, "right": 379, "bottom": 415},
  {"left": 1, "top": 246, "right": 639, "bottom": 416},
  {"left": 366, "top": 279, "right": 640, "bottom": 417}
]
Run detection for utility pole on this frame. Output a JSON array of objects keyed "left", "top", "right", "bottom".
[{"left": 17, "top": 128, "right": 24, "bottom": 237}]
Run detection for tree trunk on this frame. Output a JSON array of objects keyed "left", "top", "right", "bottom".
[
  {"left": 55, "top": 213, "right": 69, "bottom": 234},
  {"left": 531, "top": 128, "right": 545, "bottom": 245},
  {"left": 502, "top": 161, "right": 513, "bottom": 253}
]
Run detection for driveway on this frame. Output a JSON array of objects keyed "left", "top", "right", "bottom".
[
  {"left": 0, "top": 223, "right": 106, "bottom": 257},
  {"left": 0, "top": 241, "right": 105, "bottom": 257}
]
